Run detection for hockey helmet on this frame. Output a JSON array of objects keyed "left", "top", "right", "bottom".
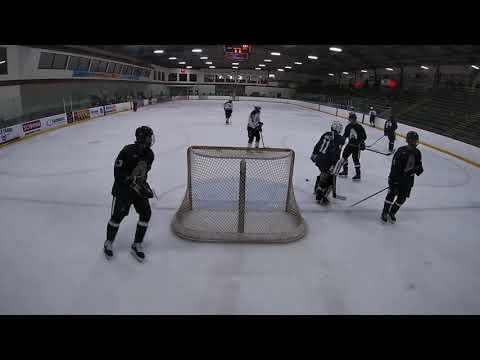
[
  {"left": 135, "top": 126, "right": 155, "bottom": 147},
  {"left": 406, "top": 131, "right": 419, "bottom": 147},
  {"left": 254, "top": 106, "right": 261, "bottom": 111},
  {"left": 331, "top": 120, "right": 343, "bottom": 134}
]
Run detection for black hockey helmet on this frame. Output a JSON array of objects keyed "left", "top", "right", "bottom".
[
  {"left": 406, "top": 131, "right": 419, "bottom": 147},
  {"left": 254, "top": 105, "right": 261, "bottom": 111},
  {"left": 135, "top": 126, "right": 155, "bottom": 147}
]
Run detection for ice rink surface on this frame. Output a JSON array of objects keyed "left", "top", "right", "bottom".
[{"left": 1, "top": 100, "right": 479, "bottom": 314}]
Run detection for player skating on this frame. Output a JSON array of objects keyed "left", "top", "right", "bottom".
[
  {"left": 369, "top": 106, "right": 376, "bottom": 127},
  {"left": 311, "top": 120, "right": 345, "bottom": 204},
  {"left": 224, "top": 99, "right": 233, "bottom": 124},
  {"left": 338, "top": 107, "right": 367, "bottom": 181},
  {"left": 381, "top": 131, "right": 423, "bottom": 224},
  {"left": 384, "top": 115, "right": 398, "bottom": 153},
  {"left": 103, "top": 126, "right": 156, "bottom": 262},
  {"left": 247, "top": 106, "right": 263, "bottom": 148}
]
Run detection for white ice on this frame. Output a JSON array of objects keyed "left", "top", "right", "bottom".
[{"left": 1, "top": 100, "right": 480, "bottom": 314}]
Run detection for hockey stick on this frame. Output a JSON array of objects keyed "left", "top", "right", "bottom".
[
  {"left": 260, "top": 132, "right": 267, "bottom": 148},
  {"left": 365, "top": 147, "right": 392, "bottom": 156},
  {"left": 349, "top": 186, "right": 389, "bottom": 207},
  {"left": 332, "top": 175, "right": 346, "bottom": 200},
  {"left": 366, "top": 135, "right": 385, "bottom": 148}
]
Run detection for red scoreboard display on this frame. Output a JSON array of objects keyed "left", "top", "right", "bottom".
[{"left": 224, "top": 45, "right": 252, "bottom": 61}]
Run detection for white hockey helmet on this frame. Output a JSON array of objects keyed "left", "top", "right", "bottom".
[{"left": 331, "top": 120, "right": 343, "bottom": 134}]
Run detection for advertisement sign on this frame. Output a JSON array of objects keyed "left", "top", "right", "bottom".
[
  {"left": 89, "top": 106, "right": 105, "bottom": 118},
  {"left": 0, "top": 125, "right": 21, "bottom": 144},
  {"left": 22, "top": 119, "right": 42, "bottom": 134},
  {"left": 104, "top": 104, "right": 117, "bottom": 114},
  {"left": 41, "top": 114, "right": 67, "bottom": 129},
  {"left": 74, "top": 109, "right": 91, "bottom": 122}
]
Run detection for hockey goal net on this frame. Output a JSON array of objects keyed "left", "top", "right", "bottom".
[{"left": 172, "top": 146, "right": 306, "bottom": 243}]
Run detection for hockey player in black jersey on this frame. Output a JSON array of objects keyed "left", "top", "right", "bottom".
[
  {"left": 381, "top": 131, "right": 423, "bottom": 224},
  {"left": 384, "top": 115, "right": 398, "bottom": 153},
  {"left": 311, "top": 120, "right": 345, "bottom": 204},
  {"left": 224, "top": 100, "right": 233, "bottom": 124},
  {"left": 338, "top": 108, "right": 367, "bottom": 181},
  {"left": 369, "top": 106, "right": 376, "bottom": 127},
  {"left": 247, "top": 106, "right": 263, "bottom": 148},
  {"left": 104, "top": 126, "right": 155, "bottom": 262}
]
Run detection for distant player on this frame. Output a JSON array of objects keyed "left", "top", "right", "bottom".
[
  {"left": 381, "top": 131, "right": 423, "bottom": 224},
  {"left": 338, "top": 107, "right": 367, "bottom": 181},
  {"left": 224, "top": 100, "right": 233, "bottom": 124},
  {"left": 104, "top": 126, "right": 155, "bottom": 262},
  {"left": 384, "top": 115, "right": 398, "bottom": 153},
  {"left": 247, "top": 106, "right": 263, "bottom": 148},
  {"left": 311, "top": 120, "right": 345, "bottom": 204},
  {"left": 369, "top": 106, "right": 376, "bottom": 127}
]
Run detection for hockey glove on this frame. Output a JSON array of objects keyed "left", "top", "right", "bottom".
[
  {"left": 310, "top": 154, "right": 318, "bottom": 163},
  {"left": 359, "top": 142, "right": 366, "bottom": 151}
]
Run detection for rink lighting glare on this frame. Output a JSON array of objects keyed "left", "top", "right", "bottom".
[
  {"left": 329, "top": 47, "right": 342, "bottom": 52},
  {"left": 271, "top": 52, "right": 281, "bottom": 56},
  {"left": 209, "top": 66, "right": 215, "bottom": 69},
  {"left": 294, "top": 62, "right": 302, "bottom": 65},
  {"left": 264, "top": 59, "right": 272, "bottom": 62},
  {"left": 328, "top": 73, "right": 334, "bottom": 76},
  {"left": 277, "top": 68, "right": 284, "bottom": 72},
  {"left": 200, "top": 56, "right": 208, "bottom": 60},
  {"left": 232, "top": 62, "right": 239, "bottom": 65},
  {"left": 168, "top": 57, "right": 177, "bottom": 60},
  {"left": 308, "top": 55, "right": 318, "bottom": 60},
  {"left": 259, "top": 64, "right": 266, "bottom": 67},
  {"left": 361, "top": 69, "right": 368, "bottom": 73},
  {"left": 386, "top": 67, "right": 394, "bottom": 71},
  {"left": 285, "top": 66, "right": 292, "bottom": 69},
  {"left": 153, "top": 50, "right": 164, "bottom": 54},
  {"left": 178, "top": 61, "right": 186, "bottom": 65},
  {"left": 342, "top": 72, "right": 349, "bottom": 75},
  {"left": 186, "top": 66, "right": 192, "bottom": 69},
  {"left": 205, "top": 61, "right": 213, "bottom": 65},
  {"left": 192, "top": 49, "right": 202, "bottom": 53},
  {"left": 471, "top": 65, "right": 479, "bottom": 70},
  {"left": 421, "top": 66, "right": 429, "bottom": 70},
  {"left": 269, "top": 74, "right": 275, "bottom": 78}
]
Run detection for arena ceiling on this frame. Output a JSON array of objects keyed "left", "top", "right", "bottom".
[{"left": 50, "top": 45, "right": 480, "bottom": 75}]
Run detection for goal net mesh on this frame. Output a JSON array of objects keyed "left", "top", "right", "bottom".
[{"left": 172, "top": 146, "right": 306, "bottom": 243}]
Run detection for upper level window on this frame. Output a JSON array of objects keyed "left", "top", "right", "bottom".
[
  {"left": 189, "top": 74, "right": 197, "bottom": 82},
  {"left": 39, "top": 52, "right": 68, "bottom": 70},
  {"left": 168, "top": 73, "right": 178, "bottom": 81},
  {"left": 0, "top": 47, "right": 7, "bottom": 75}
]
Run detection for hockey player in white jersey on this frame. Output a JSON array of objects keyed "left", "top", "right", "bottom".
[
  {"left": 224, "top": 100, "right": 233, "bottom": 124},
  {"left": 247, "top": 106, "right": 263, "bottom": 148}
]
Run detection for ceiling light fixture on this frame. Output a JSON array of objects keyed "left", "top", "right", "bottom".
[
  {"left": 200, "top": 56, "right": 208, "bottom": 60},
  {"left": 421, "top": 66, "right": 429, "bottom": 70},
  {"left": 386, "top": 67, "right": 394, "bottom": 71},
  {"left": 232, "top": 62, "right": 239, "bottom": 65},
  {"left": 271, "top": 52, "right": 281, "bottom": 56},
  {"left": 259, "top": 64, "right": 266, "bottom": 67},
  {"left": 232, "top": 66, "right": 238, "bottom": 69},
  {"left": 168, "top": 57, "right": 177, "bottom": 60},
  {"left": 264, "top": 59, "right": 272, "bottom": 62},
  {"left": 361, "top": 69, "right": 368, "bottom": 73},
  {"left": 277, "top": 68, "right": 284, "bottom": 72},
  {"left": 329, "top": 47, "right": 342, "bottom": 52},
  {"left": 308, "top": 55, "right": 318, "bottom": 60},
  {"left": 153, "top": 50, "right": 164, "bottom": 54},
  {"left": 328, "top": 73, "right": 334, "bottom": 76},
  {"left": 186, "top": 66, "right": 192, "bottom": 69},
  {"left": 471, "top": 65, "right": 479, "bottom": 70},
  {"left": 342, "top": 72, "right": 349, "bottom": 75},
  {"left": 255, "top": 67, "right": 261, "bottom": 70},
  {"left": 178, "top": 61, "right": 186, "bottom": 65},
  {"left": 285, "top": 66, "right": 292, "bottom": 69},
  {"left": 209, "top": 66, "right": 215, "bottom": 69},
  {"left": 205, "top": 61, "right": 212, "bottom": 65},
  {"left": 294, "top": 62, "right": 302, "bottom": 65},
  {"left": 192, "top": 49, "right": 202, "bottom": 53},
  {"left": 269, "top": 74, "right": 275, "bottom": 78}
]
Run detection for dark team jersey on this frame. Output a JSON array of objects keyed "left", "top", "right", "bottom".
[
  {"left": 389, "top": 145, "right": 423, "bottom": 186},
  {"left": 384, "top": 118, "right": 398, "bottom": 135},
  {"left": 112, "top": 143, "right": 154, "bottom": 196},
  {"left": 312, "top": 131, "right": 345, "bottom": 171},
  {"left": 343, "top": 122, "right": 367, "bottom": 146},
  {"left": 348, "top": 112, "right": 357, "bottom": 122}
]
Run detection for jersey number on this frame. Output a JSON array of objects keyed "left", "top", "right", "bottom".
[{"left": 318, "top": 138, "right": 331, "bottom": 154}]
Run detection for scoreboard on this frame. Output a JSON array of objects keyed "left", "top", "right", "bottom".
[{"left": 224, "top": 45, "right": 252, "bottom": 61}]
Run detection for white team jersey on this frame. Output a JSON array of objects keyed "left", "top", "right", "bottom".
[
  {"left": 224, "top": 102, "right": 233, "bottom": 111},
  {"left": 248, "top": 112, "right": 261, "bottom": 129},
  {"left": 369, "top": 110, "right": 376, "bottom": 117}
]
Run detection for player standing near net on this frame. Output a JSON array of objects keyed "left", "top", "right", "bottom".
[
  {"left": 224, "top": 100, "right": 233, "bottom": 124},
  {"left": 381, "top": 131, "right": 423, "bottom": 224},
  {"left": 384, "top": 114, "right": 398, "bottom": 153},
  {"left": 369, "top": 106, "right": 376, "bottom": 127},
  {"left": 103, "top": 126, "right": 156, "bottom": 262},
  {"left": 311, "top": 120, "right": 345, "bottom": 204},
  {"left": 338, "top": 107, "right": 367, "bottom": 181},
  {"left": 247, "top": 106, "right": 263, "bottom": 148}
]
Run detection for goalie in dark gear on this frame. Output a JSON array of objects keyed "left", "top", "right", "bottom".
[{"left": 103, "top": 126, "right": 155, "bottom": 261}]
